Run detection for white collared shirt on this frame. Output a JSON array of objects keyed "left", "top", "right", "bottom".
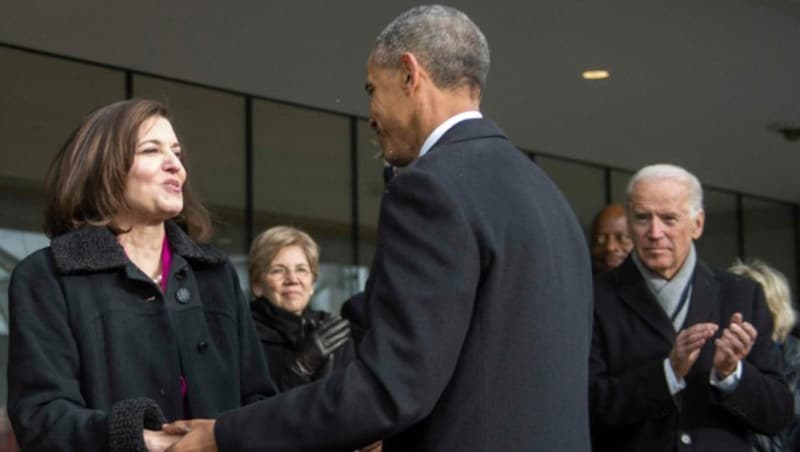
[{"left": 418, "top": 110, "right": 483, "bottom": 159}]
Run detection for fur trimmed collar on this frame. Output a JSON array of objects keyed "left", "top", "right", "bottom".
[{"left": 50, "top": 220, "right": 224, "bottom": 274}]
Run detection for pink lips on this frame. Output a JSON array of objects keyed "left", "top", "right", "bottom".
[{"left": 163, "top": 180, "right": 182, "bottom": 193}]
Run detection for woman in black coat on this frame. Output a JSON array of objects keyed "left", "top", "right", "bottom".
[
  {"left": 247, "top": 226, "right": 355, "bottom": 392},
  {"left": 7, "top": 99, "right": 275, "bottom": 452}
]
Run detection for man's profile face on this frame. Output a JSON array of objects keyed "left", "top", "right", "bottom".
[
  {"left": 590, "top": 207, "right": 632, "bottom": 273},
  {"left": 627, "top": 178, "right": 704, "bottom": 280},
  {"left": 364, "top": 56, "right": 419, "bottom": 167}
]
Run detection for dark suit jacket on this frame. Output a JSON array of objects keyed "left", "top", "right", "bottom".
[
  {"left": 590, "top": 256, "right": 793, "bottom": 451},
  {"left": 215, "top": 118, "right": 593, "bottom": 451}
]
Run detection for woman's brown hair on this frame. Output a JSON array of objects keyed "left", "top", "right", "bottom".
[{"left": 43, "top": 99, "right": 213, "bottom": 241}]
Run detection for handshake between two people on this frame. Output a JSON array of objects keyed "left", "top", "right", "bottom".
[
  {"left": 669, "top": 312, "right": 758, "bottom": 379},
  {"left": 143, "top": 419, "right": 216, "bottom": 452},
  {"left": 143, "top": 315, "right": 353, "bottom": 452}
]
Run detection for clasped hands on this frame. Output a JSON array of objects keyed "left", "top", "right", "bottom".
[
  {"left": 669, "top": 313, "right": 757, "bottom": 379},
  {"left": 143, "top": 419, "right": 217, "bottom": 452}
]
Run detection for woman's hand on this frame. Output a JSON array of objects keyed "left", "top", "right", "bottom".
[{"left": 143, "top": 429, "right": 184, "bottom": 452}]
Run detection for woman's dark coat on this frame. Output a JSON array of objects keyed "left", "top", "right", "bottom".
[
  {"left": 250, "top": 297, "right": 355, "bottom": 391},
  {"left": 7, "top": 222, "right": 275, "bottom": 452}
]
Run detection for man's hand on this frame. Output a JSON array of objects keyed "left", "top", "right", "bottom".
[
  {"left": 162, "top": 419, "right": 218, "bottom": 452},
  {"left": 713, "top": 312, "right": 757, "bottom": 379},
  {"left": 359, "top": 440, "right": 383, "bottom": 452},
  {"left": 143, "top": 429, "right": 184, "bottom": 452},
  {"left": 670, "top": 322, "right": 718, "bottom": 378}
]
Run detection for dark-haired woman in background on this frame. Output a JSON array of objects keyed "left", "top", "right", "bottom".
[{"left": 7, "top": 99, "right": 274, "bottom": 452}]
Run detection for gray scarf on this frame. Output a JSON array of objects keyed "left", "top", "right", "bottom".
[{"left": 633, "top": 244, "right": 697, "bottom": 331}]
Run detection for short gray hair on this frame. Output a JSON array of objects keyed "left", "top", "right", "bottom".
[
  {"left": 371, "top": 5, "right": 490, "bottom": 92},
  {"left": 626, "top": 164, "right": 704, "bottom": 218}
]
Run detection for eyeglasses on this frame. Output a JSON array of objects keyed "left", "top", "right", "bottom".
[{"left": 267, "top": 265, "right": 312, "bottom": 279}]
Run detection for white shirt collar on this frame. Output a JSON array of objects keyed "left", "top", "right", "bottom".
[{"left": 418, "top": 110, "right": 483, "bottom": 159}]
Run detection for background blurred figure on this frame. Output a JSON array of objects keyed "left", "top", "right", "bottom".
[
  {"left": 590, "top": 203, "right": 633, "bottom": 274},
  {"left": 7, "top": 99, "right": 274, "bottom": 452},
  {"left": 248, "top": 226, "right": 355, "bottom": 391},
  {"left": 729, "top": 258, "right": 800, "bottom": 451}
]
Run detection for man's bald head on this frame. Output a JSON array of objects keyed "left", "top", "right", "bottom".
[{"left": 590, "top": 204, "right": 633, "bottom": 273}]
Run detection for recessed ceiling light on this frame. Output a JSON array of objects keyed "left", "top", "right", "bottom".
[{"left": 582, "top": 69, "right": 610, "bottom": 80}]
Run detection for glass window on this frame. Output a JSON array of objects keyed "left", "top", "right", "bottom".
[
  {"left": 356, "top": 119, "right": 384, "bottom": 267},
  {"left": 133, "top": 75, "right": 247, "bottom": 256},
  {"left": 0, "top": 47, "right": 125, "bottom": 231},
  {"left": 536, "top": 156, "right": 606, "bottom": 237},
  {"left": 742, "top": 197, "right": 797, "bottom": 294},
  {"left": 610, "top": 169, "right": 633, "bottom": 205},
  {"left": 695, "top": 189, "right": 739, "bottom": 268}
]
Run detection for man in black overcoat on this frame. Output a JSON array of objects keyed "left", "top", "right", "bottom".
[
  {"left": 165, "top": 5, "right": 592, "bottom": 451},
  {"left": 590, "top": 163, "right": 793, "bottom": 451}
]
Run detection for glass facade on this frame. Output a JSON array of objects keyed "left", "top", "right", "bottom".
[
  {"left": 536, "top": 156, "right": 606, "bottom": 237},
  {"left": 743, "top": 197, "right": 798, "bottom": 295},
  {"left": 696, "top": 188, "right": 740, "bottom": 269},
  {"left": 2, "top": 43, "right": 800, "bottom": 445}
]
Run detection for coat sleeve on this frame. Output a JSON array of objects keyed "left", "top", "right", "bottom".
[
  {"left": 228, "top": 263, "right": 278, "bottom": 404},
  {"left": 714, "top": 283, "right": 794, "bottom": 435},
  {"left": 214, "top": 168, "right": 481, "bottom": 451},
  {"left": 7, "top": 251, "right": 165, "bottom": 452}
]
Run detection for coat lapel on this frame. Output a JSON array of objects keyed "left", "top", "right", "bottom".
[
  {"left": 615, "top": 258, "right": 676, "bottom": 344},
  {"left": 682, "top": 260, "right": 719, "bottom": 327}
]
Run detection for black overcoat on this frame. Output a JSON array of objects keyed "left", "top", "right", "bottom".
[
  {"left": 215, "top": 118, "right": 594, "bottom": 451},
  {"left": 7, "top": 221, "right": 275, "bottom": 451},
  {"left": 590, "top": 257, "right": 794, "bottom": 451}
]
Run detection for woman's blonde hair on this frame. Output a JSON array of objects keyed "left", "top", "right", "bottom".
[
  {"left": 729, "top": 258, "right": 796, "bottom": 342},
  {"left": 248, "top": 226, "right": 320, "bottom": 297}
]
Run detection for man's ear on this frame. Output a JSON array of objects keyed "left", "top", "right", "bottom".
[
  {"left": 400, "top": 52, "right": 421, "bottom": 92},
  {"left": 691, "top": 210, "right": 705, "bottom": 240}
]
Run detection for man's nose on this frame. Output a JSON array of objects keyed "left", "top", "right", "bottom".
[
  {"left": 604, "top": 237, "right": 620, "bottom": 251},
  {"left": 647, "top": 220, "right": 664, "bottom": 239}
]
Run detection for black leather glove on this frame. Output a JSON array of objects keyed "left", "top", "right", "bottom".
[{"left": 290, "top": 315, "right": 351, "bottom": 379}]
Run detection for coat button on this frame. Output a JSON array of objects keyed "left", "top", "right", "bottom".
[
  {"left": 197, "top": 341, "right": 208, "bottom": 353},
  {"left": 159, "top": 388, "right": 166, "bottom": 396},
  {"left": 175, "top": 269, "right": 187, "bottom": 280},
  {"left": 176, "top": 287, "right": 191, "bottom": 304},
  {"left": 680, "top": 432, "right": 691, "bottom": 445}
]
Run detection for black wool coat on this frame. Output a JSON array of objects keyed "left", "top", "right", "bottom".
[
  {"left": 7, "top": 221, "right": 275, "bottom": 452},
  {"left": 590, "top": 257, "right": 794, "bottom": 451},
  {"left": 250, "top": 298, "right": 356, "bottom": 391},
  {"left": 215, "top": 118, "right": 594, "bottom": 451}
]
